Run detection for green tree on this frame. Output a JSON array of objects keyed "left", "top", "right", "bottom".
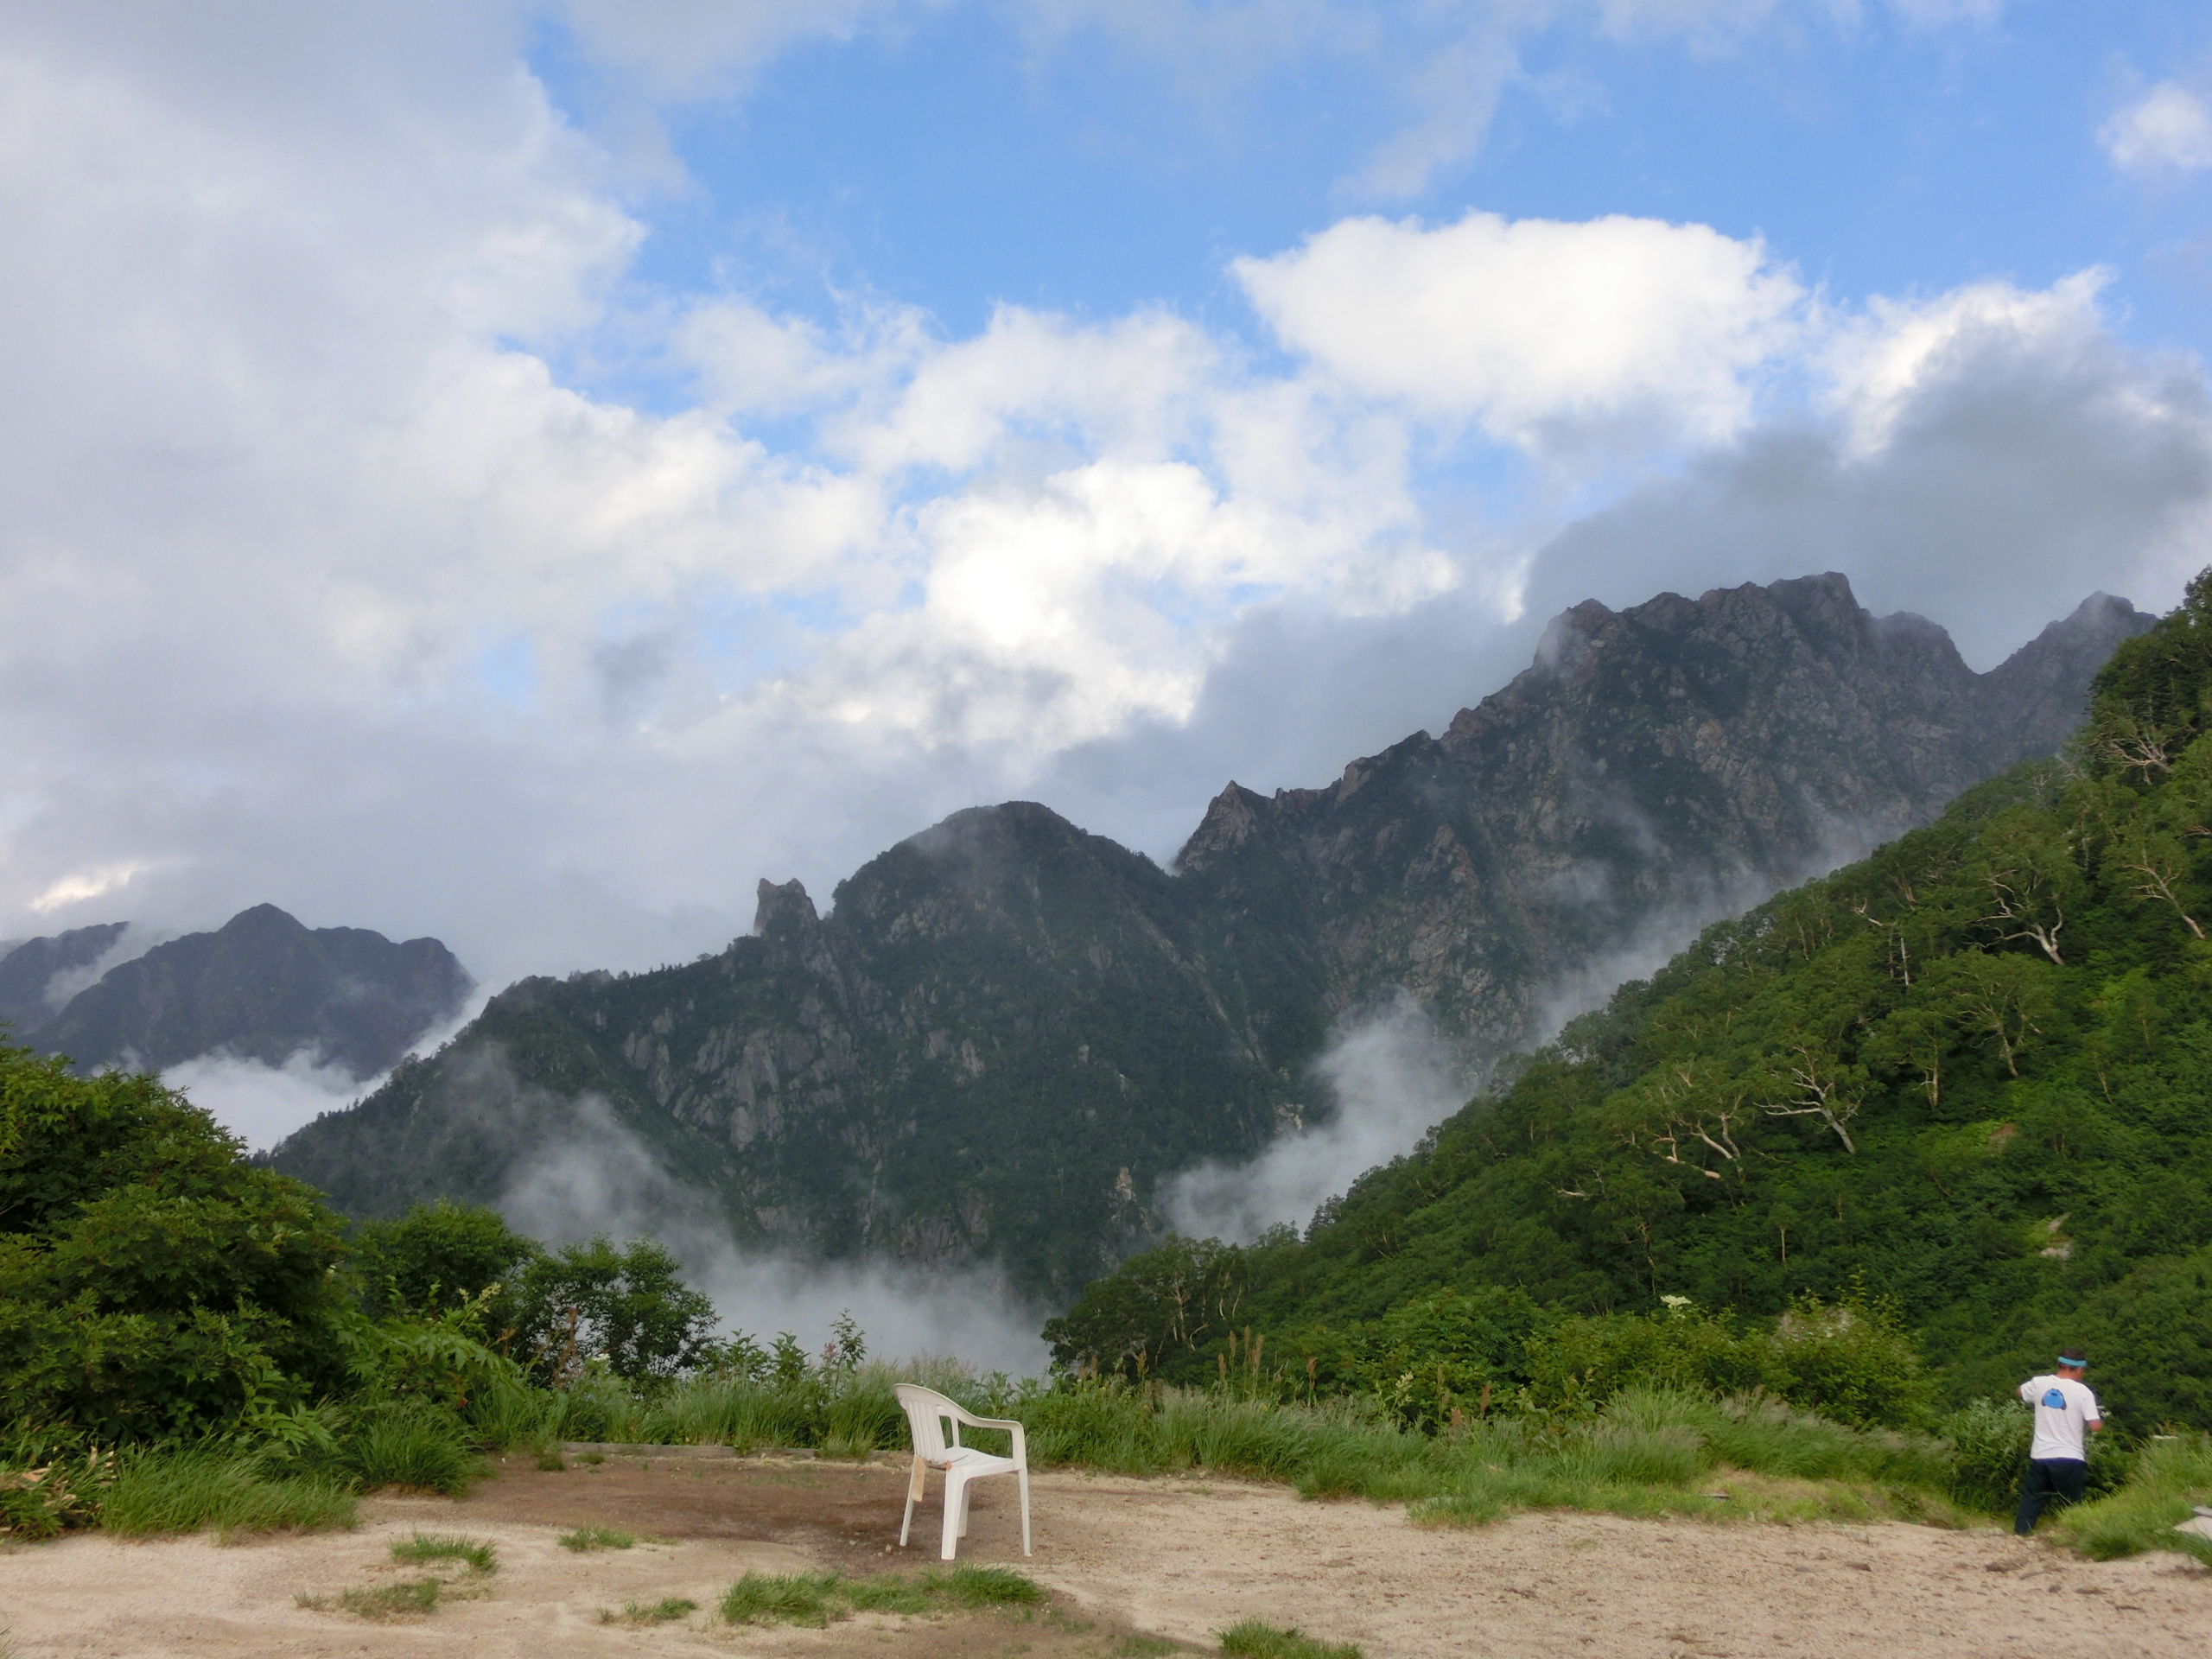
[
  {"left": 348, "top": 1200, "right": 542, "bottom": 1340},
  {"left": 514, "top": 1236, "right": 719, "bottom": 1383},
  {"left": 1923, "top": 951, "right": 2056, "bottom": 1078},
  {"left": 0, "top": 1045, "right": 350, "bottom": 1438}
]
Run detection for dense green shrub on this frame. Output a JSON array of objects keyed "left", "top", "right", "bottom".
[
  {"left": 511, "top": 1235, "right": 720, "bottom": 1383},
  {"left": 348, "top": 1201, "right": 540, "bottom": 1332},
  {"left": 0, "top": 1047, "right": 351, "bottom": 1439},
  {"left": 1936, "top": 1398, "right": 2031, "bottom": 1512}
]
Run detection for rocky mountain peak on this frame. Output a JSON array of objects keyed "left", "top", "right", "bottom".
[
  {"left": 753, "top": 877, "right": 820, "bottom": 938},
  {"left": 29, "top": 905, "right": 472, "bottom": 1079},
  {"left": 1974, "top": 591, "right": 2158, "bottom": 763},
  {"left": 1176, "top": 783, "right": 1269, "bottom": 873}
]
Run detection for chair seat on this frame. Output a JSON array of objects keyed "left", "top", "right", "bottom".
[{"left": 925, "top": 1447, "right": 1019, "bottom": 1478}]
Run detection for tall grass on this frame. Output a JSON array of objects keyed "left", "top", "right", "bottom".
[
  {"left": 329, "top": 1403, "right": 483, "bottom": 1495},
  {"left": 100, "top": 1448, "right": 356, "bottom": 1538},
  {"left": 468, "top": 1360, "right": 1967, "bottom": 1529},
  {"left": 2049, "top": 1433, "right": 2212, "bottom": 1562},
  {"left": 1006, "top": 1378, "right": 1959, "bottom": 1525},
  {"left": 35, "top": 1338, "right": 2206, "bottom": 1560}
]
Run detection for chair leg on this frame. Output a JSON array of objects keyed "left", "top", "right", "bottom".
[
  {"left": 940, "top": 1471, "right": 966, "bottom": 1560},
  {"left": 957, "top": 1478, "right": 973, "bottom": 1538},
  {"left": 900, "top": 1455, "right": 924, "bottom": 1548},
  {"left": 1018, "top": 1467, "right": 1031, "bottom": 1556}
]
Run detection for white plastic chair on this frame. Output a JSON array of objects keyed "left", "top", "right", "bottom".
[{"left": 893, "top": 1383, "right": 1031, "bottom": 1560}]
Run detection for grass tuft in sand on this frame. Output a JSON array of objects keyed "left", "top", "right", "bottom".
[
  {"left": 388, "top": 1531, "right": 496, "bottom": 1573},
  {"left": 1219, "top": 1619, "right": 1363, "bottom": 1658},
  {"left": 297, "top": 1578, "right": 444, "bottom": 1619},
  {"left": 557, "top": 1522, "right": 635, "bottom": 1550},
  {"left": 720, "top": 1563, "right": 1046, "bottom": 1627},
  {"left": 600, "top": 1597, "right": 698, "bottom": 1624}
]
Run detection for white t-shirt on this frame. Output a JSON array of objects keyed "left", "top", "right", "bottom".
[{"left": 2019, "top": 1375, "right": 2102, "bottom": 1462}]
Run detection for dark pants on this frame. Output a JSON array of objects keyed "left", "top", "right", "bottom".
[{"left": 2015, "top": 1458, "right": 2088, "bottom": 1535}]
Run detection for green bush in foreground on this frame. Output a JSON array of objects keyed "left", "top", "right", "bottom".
[{"left": 0, "top": 1046, "right": 352, "bottom": 1440}]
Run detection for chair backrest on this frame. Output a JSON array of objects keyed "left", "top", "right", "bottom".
[{"left": 894, "top": 1384, "right": 958, "bottom": 1459}]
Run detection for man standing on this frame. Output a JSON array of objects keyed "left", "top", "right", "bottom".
[{"left": 2015, "top": 1349, "right": 2103, "bottom": 1535}]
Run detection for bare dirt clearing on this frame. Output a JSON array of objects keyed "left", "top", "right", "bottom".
[{"left": 2, "top": 1456, "right": 2207, "bottom": 1657}]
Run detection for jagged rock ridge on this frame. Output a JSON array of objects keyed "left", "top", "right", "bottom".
[
  {"left": 267, "top": 576, "right": 2152, "bottom": 1299},
  {"left": 1173, "top": 582, "right": 2155, "bottom": 1052}
]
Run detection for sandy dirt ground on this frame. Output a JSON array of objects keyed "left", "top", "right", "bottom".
[{"left": 3, "top": 1453, "right": 2208, "bottom": 1658}]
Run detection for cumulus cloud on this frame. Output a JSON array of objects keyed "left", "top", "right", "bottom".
[
  {"left": 1821, "top": 270, "right": 2112, "bottom": 458},
  {"left": 1236, "top": 210, "right": 1804, "bottom": 452},
  {"left": 2101, "top": 82, "right": 2212, "bottom": 176}
]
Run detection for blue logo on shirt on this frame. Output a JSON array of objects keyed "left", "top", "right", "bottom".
[{"left": 2044, "top": 1389, "right": 2067, "bottom": 1408}]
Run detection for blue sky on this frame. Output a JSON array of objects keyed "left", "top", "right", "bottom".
[
  {"left": 4, "top": 1, "right": 2212, "bottom": 1142},
  {"left": 551, "top": 4, "right": 2211, "bottom": 359}
]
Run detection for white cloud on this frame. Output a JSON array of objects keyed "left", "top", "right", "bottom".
[
  {"left": 1821, "top": 270, "right": 2111, "bottom": 458},
  {"left": 31, "top": 863, "right": 150, "bottom": 913},
  {"left": 1235, "top": 211, "right": 1804, "bottom": 451},
  {"left": 2101, "top": 82, "right": 2212, "bottom": 176}
]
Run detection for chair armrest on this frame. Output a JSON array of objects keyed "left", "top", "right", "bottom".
[{"left": 950, "top": 1408, "right": 1027, "bottom": 1464}]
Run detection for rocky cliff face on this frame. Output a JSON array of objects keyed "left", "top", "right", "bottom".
[
  {"left": 1174, "top": 577, "right": 2155, "bottom": 1053},
  {"left": 23, "top": 904, "right": 473, "bottom": 1079},
  {"left": 267, "top": 575, "right": 2152, "bottom": 1298}
]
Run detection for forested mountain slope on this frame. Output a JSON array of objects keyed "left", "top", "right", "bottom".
[
  {"left": 269, "top": 576, "right": 2147, "bottom": 1301},
  {"left": 1048, "top": 573, "right": 2212, "bottom": 1427}
]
